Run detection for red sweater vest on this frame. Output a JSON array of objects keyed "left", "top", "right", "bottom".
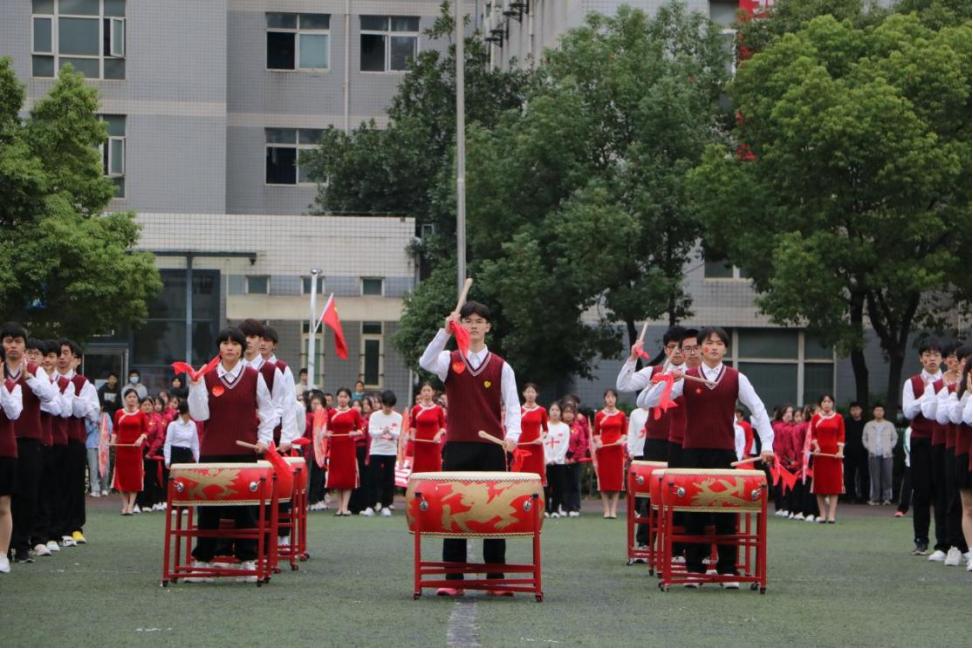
[
  {"left": 200, "top": 366, "right": 260, "bottom": 457},
  {"left": 445, "top": 349, "right": 504, "bottom": 443},
  {"left": 67, "top": 374, "right": 88, "bottom": 443},
  {"left": 0, "top": 399, "right": 16, "bottom": 458},
  {"left": 682, "top": 365, "right": 740, "bottom": 451},
  {"left": 932, "top": 379, "right": 957, "bottom": 449},
  {"left": 908, "top": 375, "right": 936, "bottom": 441},
  {"left": 645, "top": 366, "right": 671, "bottom": 441},
  {"left": 6, "top": 363, "right": 43, "bottom": 441},
  {"left": 667, "top": 395, "right": 687, "bottom": 445}
]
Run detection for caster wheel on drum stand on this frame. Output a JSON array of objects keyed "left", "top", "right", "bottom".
[
  {"left": 161, "top": 580, "right": 169, "bottom": 588},
  {"left": 413, "top": 592, "right": 421, "bottom": 600},
  {"left": 626, "top": 559, "right": 635, "bottom": 566},
  {"left": 760, "top": 587, "right": 766, "bottom": 595},
  {"left": 301, "top": 553, "right": 310, "bottom": 561},
  {"left": 750, "top": 582, "right": 758, "bottom": 591},
  {"left": 291, "top": 563, "right": 299, "bottom": 571},
  {"left": 535, "top": 593, "right": 544, "bottom": 602}
]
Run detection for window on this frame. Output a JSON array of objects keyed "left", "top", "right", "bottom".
[
  {"left": 32, "top": 0, "right": 126, "bottom": 79},
  {"left": 266, "top": 13, "right": 330, "bottom": 70},
  {"left": 361, "top": 277, "right": 384, "bottom": 296},
  {"left": 720, "top": 29, "right": 738, "bottom": 77},
  {"left": 729, "top": 329, "right": 834, "bottom": 407},
  {"left": 703, "top": 253, "right": 747, "bottom": 280},
  {"left": 360, "top": 322, "right": 384, "bottom": 388},
  {"left": 301, "top": 275, "right": 325, "bottom": 295},
  {"left": 100, "top": 114, "right": 125, "bottom": 197},
  {"left": 246, "top": 275, "right": 269, "bottom": 294},
  {"left": 360, "top": 16, "right": 419, "bottom": 72},
  {"left": 265, "top": 128, "right": 322, "bottom": 185}
]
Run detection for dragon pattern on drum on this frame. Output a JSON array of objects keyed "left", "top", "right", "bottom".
[{"left": 168, "top": 461, "right": 289, "bottom": 506}]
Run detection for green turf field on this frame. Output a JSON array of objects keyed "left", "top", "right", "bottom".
[{"left": 2, "top": 498, "right": 970, "bottom": 647}]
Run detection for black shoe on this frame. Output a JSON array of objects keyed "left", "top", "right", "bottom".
[
  {"left": 912, "top": 543, "right": 929, "bottom": 555},
  {"left": 14, "top": 548, "right": 33, "bottom": 563}
]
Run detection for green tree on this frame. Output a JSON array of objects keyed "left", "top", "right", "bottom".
[
  {"left": 0, "top": 59, "right": 161, "bottom": 341},
  {"left": 689, "top": 11, "right": 971, "bottom": 408}
]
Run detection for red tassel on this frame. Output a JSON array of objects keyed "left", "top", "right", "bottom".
[
  {"left": 449, "top": 320, "right": 470, "bottom": 356},
  {"left": 649, "top": 373, "right": 678, "bottom": 420}
]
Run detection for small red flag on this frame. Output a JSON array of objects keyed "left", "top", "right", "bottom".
[
  {"left": 170, "top": 356, "right": 221, "bottom": 382},
  {"left": 649, "top": 372, "right": 678, "bottom": 420},
  {"left": 449, "top": 320, "right": 470, "bottom": 356},
  {"left": 320, "top": 294, "right": 348, "bottom": 360},
  {"left": 634, "top": 343, "right": 650, "bottom": 360}
]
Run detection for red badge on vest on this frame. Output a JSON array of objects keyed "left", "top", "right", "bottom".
[
  {"left": 451, "top": 360, "right": 466, "bottom": 375},
  {"left": 211, "top": 385, "right": 225, "bottom": 398},
  {"left": 696, "top": 388, "right": 703, "bottom": 395}
]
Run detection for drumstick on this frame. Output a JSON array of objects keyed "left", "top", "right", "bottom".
[
  {"left": 413, "top": 438, "right": 441, "bottom": 444},
  {"left": 108, "top": 442, "right": 140, "bottom": 447},
  {"left": 595, "top": 440, "right": 625, "bottom": 449},
  {"left": 477, "top": 430, "right": 506, "bottom": 447},
  {"left": 235, "top": 440, "right": 262, "bottom": 451},
  {"left": 454, "top": 277, "right": 474, "bottom": 312},
  {"left": 731, "top": 457, "right": 760, "bottom": 467},
  {"left": 812, "top": 451, "right": 842, "bottom": 458},
  {"left": 636, "top": 321, "right": 649, "bottom": 345}
]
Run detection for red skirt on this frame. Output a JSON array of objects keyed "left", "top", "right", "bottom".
[
  {"left": 411, "top": 440, "right": 442, "bottom": 474},
  {"left": 811, "top": 455, "right": 843, "bottom": 495},
  {"left": 515, "top": 444, "right": 547, "bottom": 486},
  {"left": 113, "top": 446, "right": 144, "bottom": 492},
  {"left": 595, "top": 445, "right": 624, "bottom": 492},
  {"left": 326, "top": 437, "right": 359, "bottom": 489}
]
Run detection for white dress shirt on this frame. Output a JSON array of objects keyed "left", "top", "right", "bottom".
[
  {"left": 8, "top": 363, "right": 58, "bottom": 407},
  {"left": 187, "top": 360, "right": 278, "bottom": 444},
  {"left": 265, "top": 354, "right": 300, "bottom": 444},
  {"left": 42, "top": 372, "right": 61, "bottom": 416},
  {"left": 1, "top": 383, "right": 23, "bottom": 420},
  {"left": 616, "top": 360, "right": 683, "bottom": 393},
  {"left": 419, "top": 329, "right": 522, "bottom": 442},
  {"left": 626, "top": 407, "right": 648, "bottom": 457},
  {"left": 61, "top": 369, "right": 101, "bottom": 425},
  {"left": 931, "top": 381, "right": 960, "bottom": 425},
  {"left": 636, "top": 362, "right": 774, "bottom": 452},
  {"left": 164, "top": 417, "right": 200, "bottom": 465},
  {"left": 902, "top": 369, "right": 942, "bottom": 420},
  {"left": 734, "top": 422, "right": 746, "bottom": 461}
]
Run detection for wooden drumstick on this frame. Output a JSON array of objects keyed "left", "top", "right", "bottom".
[
  {"left": 235, "top": 440, "right": 262, "bottom": 451},
  {"left": 477, "top": 430, "right": 505, "bottom": 446},
  {"left": 812, "top": 451, "right": 842, "bottom": 458},
  {"left": 731, "top": 457, "right": 760, "bottom": 467},
  {"left": 454, "top": 277, "right": 474, "bottom": 312},
  {"left": 636, "top": 321, "right": 649, "bottom": 346},
  {"left": 108, "top": 442, "right": 140, "bottom": 447}
]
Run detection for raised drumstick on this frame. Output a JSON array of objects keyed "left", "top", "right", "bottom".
[{"left": 454, "top": 277, "right": 474, "bottom": 313}]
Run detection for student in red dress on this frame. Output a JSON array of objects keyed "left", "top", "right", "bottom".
[
  {"left": 593, "top": 389, "right": 626, "bottom": 519},
  {"left": 112, "top": 389, "right": 147, "bottom": 515},
  {"left": 409, "top": 382, "right": 446, "bottom": 474},
  {"left": 518, "top": 383, "right": 548, "bottom": 485},
  {"left": 0, "top": 371, "right": 24, "bottom": 574},
  {"left": 322, "top": 387, "right": 364, "bottom": 516},
  {"left": 809, "top": 394, "right": 845, "bottom": 524}
]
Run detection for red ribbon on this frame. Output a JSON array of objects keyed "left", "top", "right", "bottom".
[
  {"left": 510, "top": 448, "right": 532, "bottom": 473},
  {"left": 649, "top": 373, "right": 678, "bottom": 420},
  {"left": 634, "top": 342, "right": 650, "bottom": 360},
  {"left": 449, "top": 320, "right": 470, "bottom": 357},
  {"left": 170, "top": 356, "right": 221, "bottom": 382}
]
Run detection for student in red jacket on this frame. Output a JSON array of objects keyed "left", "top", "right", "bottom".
[{"left": 562, "top": 402, "right": 589, "bottom": 518}]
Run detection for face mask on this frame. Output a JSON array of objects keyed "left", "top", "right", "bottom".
[{"left": 130, "top": 376, "right": 139, "bottom": 384}]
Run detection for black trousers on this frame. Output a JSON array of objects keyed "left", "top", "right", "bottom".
[
  {"left": 681, "top": 448, "right": 738, "bottom": 575},
  {"left": 929, "top": 444, "right": 950, "bottom": 551},
  {"left": 191, "top": 454, "right": 258, "bottom": 562},
  {"left": 910, "top": 438, "right": 946, "bottom": 546},
  {"left": 563, "top": 463, "right": 582, "bottom": 513},
  {"left": 368, "top": 455, "right": 396, "bottom": 509},
  {"left": 944, "top": 448, "right": 968, "bottom": 552},
  {"left": 138, "top": 456, "right": 163, "bottom": 509},
  {"left": 843, "top": 449, "right": 869, "bottom": 501},
  {"left": 307, "top": 458, "right": 325, "bottom": 504},
  {"left": 47, "top": 444, "right": 69, "bottom": 539},
  {"left": 348, "top": 446, "right": 369, "bottom": 513},
  {"left": 65, "top": 441, "right": 87, "bottom": 534},
  {"left": 12, "top": 438, "right": 42, "bottom": 552},
  {"left": 643, "top": 438, "right": 668, "bottom": 462},
  {"left": 31, "top": 445, "right": 52, "bottom": 546},
  {"left": 897, "top": 466, "right": 912, "bottom": 514},
  {"left": 442, "top": 442, "right": 507, "bottom": 580},
  {"left": 545, "top": 464, "right": 565, "bottom": 513}
]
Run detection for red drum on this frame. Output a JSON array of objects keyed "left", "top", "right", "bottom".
[
  {"left": 661, "top": 469, "right": 767, "bottom": 512},
  {"left": 406, "top": 471, "right": 544, "bottom": 538},
  {"left": 649, "top": 470, "right": 667, "bottom": 509},
  {"left": 169, "top": 462, "right": 276, "bottom": 506},
  {"left": 284, "top": 456, "right": 308, "bottom": 490},
  {"left": 628, "top": 460, "right": 667, "bottom": 497}
]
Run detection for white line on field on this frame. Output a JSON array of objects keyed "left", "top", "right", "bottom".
[{"left": 447, "top": 601, "right": 480, "bottom": 648}]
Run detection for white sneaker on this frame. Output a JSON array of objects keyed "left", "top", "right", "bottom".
[
  {"left": 551, "top": 512, "right": 560, "bottom": 519},
  {"left": 380, "top": 507, "right": 391, "bottom": 517},
  {"left": 684, "top": 582, "right": 700, "bottom": 589},
  {"left": 388, "top": 504, "right": 396, "bottom": 511},
  {"left": 804, "top": 515, "right": 817, "bottom": 523},
  {"left": 238, "top": 560, "right": 258, "bottom": 583},
  {"left": 90, "top": 491, "right": 100, "bottom": 498},
  {"left": 721, "top": 581, "right": 741, "bottom": 590},
  {"left": 544, "top": 512, "right": 550, "bottom": 518},
  {"left": 944, "top": 547, "right": 963, "bottom": 566},
  {"left": 154, "top": 503, "right": 165, "bottom": 512},
  {"left": 967, "top": 558, "right": 972, "bottom": 572},
  {"left": 0, "top": 556, "right": 10, "bottom": 573},
  {"left": 60, "top": 536, "right": 76, "bottom": 547},
  {"left": 775, "top": 510, "right": 789, "bottom": 518},
  {"left": 963, "top": 551, "right": 971, "bottom": 563},
  {"left": 793, "top": 513, "right": 805, "bottom": 521},
  {"left": 928, "top": 549, "right": 947, "bottom": 562},
  {"left": 568, "top": 511, "right": 580, "bottom": 518},
  {"left": 33, "top": 543, "right": 52, "bottom": 557},
  {"left": 558, "top": 507, "right": 567, "bottom": 517},
  {"left": 360, "top": 507, "right": 374, "bottom": 517},
  {"left": 184, "top": 561, "right": 214, "bottom": 583},
  {"left": 46, "top": 540, "right": 61, "bottom": 552},
  {"left": 278, "top": 535, "right": 291, "bottom": 547},
  {"left": 101, "top": 490, "right": 111, "bottom": 497},
  {"left": 132, "top": 505, "right": 141, "bottom": 514},
  {"left": 672, "top": 556, "right": 686, "bottom": 564}
]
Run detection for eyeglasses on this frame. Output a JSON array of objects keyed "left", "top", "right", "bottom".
[{"left": 681, "top": 345, "right": 700, "bottom": 353}]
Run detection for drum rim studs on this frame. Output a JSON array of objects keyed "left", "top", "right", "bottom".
[
  {"left": 174, "top": 481, "right": 185, "bottom": 493},
  {"left": 249, "top": 481, "right": 259, "bottom": 492}
]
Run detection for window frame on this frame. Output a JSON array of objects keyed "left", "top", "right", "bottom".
[
  {"left": 245, "top": 275, "right": 270, "bottom": 295},
  {"left": 264, "top": 128, "right": 322, "bottom": 186},
  {"left": 359, "top": 15, "right": 420, "bottom": 74},
  {"left": 360, "top": 322, "right": 384, "bottom": 389},
  {"left": 31, "top": 0, "right": 126, "bottom": 80},
  {"left": 98, "top": 113, "right": 125, "bottom": 198},
  {"left": 727, "top": 329, "right": 836, "bottom": 406},
  {"left": 265, "top": 12, "right": 331, "bottom": 72},
  {"left": 361, "top": 277, "right": 384, "bottom": 297}
]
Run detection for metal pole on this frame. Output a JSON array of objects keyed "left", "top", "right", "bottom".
[
  {"left": 455, "top": 0, "right": 467, "bottom": 293},
  {"left": 185, "top": 254, "right": 193, "bottom": 363},
  {"left": 308, "top": 268, "right": 320, "bottom": 389}
]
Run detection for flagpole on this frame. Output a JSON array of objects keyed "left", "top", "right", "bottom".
[
  {"left": 455, "top": 0, "right": 467, "bottom": 294},
  {"left": 307, "top": 268, "right": 320, "bottom": 389}
]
